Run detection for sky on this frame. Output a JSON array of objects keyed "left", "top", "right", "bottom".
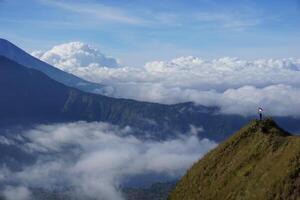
[
  {"left": 0, "top": 0, "right": 300, "bottom": 66},
  {"left": 1, "top": 0, "right": 300, "bottom": 117}
]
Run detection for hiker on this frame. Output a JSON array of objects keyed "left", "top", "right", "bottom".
[{"left": 258, "top": 107, "right": 263, "bottom": 121}]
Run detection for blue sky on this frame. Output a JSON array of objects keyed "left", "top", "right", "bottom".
[{"left": 0, "top": 0, "right": 299, "bottom": 66}]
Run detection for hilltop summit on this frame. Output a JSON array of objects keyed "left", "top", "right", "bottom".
[
  {"left": 169, "top": 118, "right": 300, "bottom": 200},
  {"left": 238, "top": 117, "right": 291, "bottom": 137}
]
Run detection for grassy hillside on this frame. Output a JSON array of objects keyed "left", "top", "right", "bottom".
[{"left": 169, "top": 118, "right": 300, "bottom": 200}]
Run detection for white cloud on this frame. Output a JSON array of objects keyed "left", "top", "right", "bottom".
[
  {"left": 209, "top": 84, "right": 300, "bottom": 116},
  {"left": 32, "top": 43, "right": 300, "bottom": 116},
  {"left": 3, "top": 186, "right": 31, "bottom": 200},
  {"left": 1, "top": 122, "right": 216, "bottom": 200},
  {"left": 32, "top": 42, "right": 120, "bottom": 72}
]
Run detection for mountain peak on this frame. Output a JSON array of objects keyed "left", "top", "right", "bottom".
[
  {"left": 0, "top": 38, "right": 9, "bottom": 44},
  {"left": 239, "top": 117, "right": 290, "bottom": 138},
  {"left": 0, "top": 38, "right": 19, "bottom": 51},
  {"left": 0, "top": 38, "right": 18, "bottom": 52}
]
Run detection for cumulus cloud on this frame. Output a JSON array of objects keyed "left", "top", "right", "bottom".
[
  {"left": 32, "top": 43, "right": 300, "bottom": 116},
  {"left": 0, "top": 122, "right": 216, "bottom": 200},
  {"left": 32, "top": 42, "right": 120, "bottom": 72}
]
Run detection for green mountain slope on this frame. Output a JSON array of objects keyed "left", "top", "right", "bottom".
[{"left": 169, "top": 118, "right": 300, "bottom": 200}]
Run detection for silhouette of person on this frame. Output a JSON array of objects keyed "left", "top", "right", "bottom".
[{"left": 258, "top": 107, "right": 263, "bottom": 121}]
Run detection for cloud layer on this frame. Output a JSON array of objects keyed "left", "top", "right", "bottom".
[
  {"left": 2, "top": 186, "right": 31, "bottom": 200},
  {"left": 0, "top": 122, "right": 216, "bottom": 200},
  {"left": 32, "top": 43, "right": 300, "bottom": 116}
]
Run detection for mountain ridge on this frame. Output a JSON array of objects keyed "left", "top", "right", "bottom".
[
  {"left": 0, "top": 55, "right": 249, "bottom": 141},
  {"left": 0, "top": 38, "right": 105, "bottom": 93},
  {"left": 1, "top": 54, "right": 300, "bottom": 141},
  {"left": 169, "top": 118, "right": 300, "bottom": 200}
]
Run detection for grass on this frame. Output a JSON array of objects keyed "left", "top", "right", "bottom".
[{"left": 168, "top": 118, "right": 300, "bottom": 200}]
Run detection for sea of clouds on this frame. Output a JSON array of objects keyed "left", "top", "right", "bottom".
[
  {"left": 0, "top": 121, "right": 216, "bottom": 200},
  {"left": 32, "top": 42, "right": 300, "bottom": 117}
]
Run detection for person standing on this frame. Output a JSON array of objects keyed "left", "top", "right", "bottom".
[{"left": 258, "top": 107, "right": 263, "bottom": 121}]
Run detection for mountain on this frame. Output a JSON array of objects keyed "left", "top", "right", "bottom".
[
  {"left": 17, "top": 182, "right": 176, "bottom": 200},
  {"left": 0, "top": 38, "right": 104, "bottom": 93},
  {"left": 1, "top": 55, "right": 300, "bottom": 141},
  {"left": 168, "top": 118, "right": 300, "bottom": 200},
  {"left": 124, "top": 182, "right": 176, "bottom": 200},
  {"left": 0, "top": 55, "right": 248, "bottom": 141}
]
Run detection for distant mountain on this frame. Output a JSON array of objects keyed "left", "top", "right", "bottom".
[
  {"left": 0, "top": 55, "right": 245, "bottom": 141},
  {"left": 0, "top": 38, "right": 104, "bottom": 93},
  {"left": 169, "top": 118, "right": 300, "bottom": 200},
  {"left": 10, "top": 182, "right": 175, "bottom": 200},
  {"left": 124, "top": 182, "right": 176, "bottom": 200},
  {"left": 1, "top": 55, "right": 300, "bottom": 141}
]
